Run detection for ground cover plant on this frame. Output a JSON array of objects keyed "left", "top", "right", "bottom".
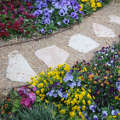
[
  {"left": 0, "top": 0, "right": 107, "bottom": 40},
  {"left": 0, "top": 40, "right": 120, "bottom": 120},
  {"left": 0, "top": 0, "right": 36, "bottom": 39}
]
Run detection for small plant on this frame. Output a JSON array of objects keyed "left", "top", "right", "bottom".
[{"left": 12, "top": 104, "right": 56, "bottom": 120}]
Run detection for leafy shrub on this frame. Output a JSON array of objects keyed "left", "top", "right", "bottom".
[{"left": 12, "top": 104, "right": 55, "bottom": 120}]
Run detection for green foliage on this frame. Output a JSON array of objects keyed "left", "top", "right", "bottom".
[{"left": 12, "top": 104, "right": 56, "bottom": 120}]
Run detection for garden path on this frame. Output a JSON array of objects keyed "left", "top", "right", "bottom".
[{"left": 0, "top": 2, "right": 120, "bottom": 95}]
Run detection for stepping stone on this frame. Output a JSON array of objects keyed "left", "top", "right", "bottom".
[
  {"left": 109, "top": 15, "right": 120, "bottom": 25},
  {"left": 68, "top": 34, "right": 99, "bottom": 53},
  {"left": 35, "top": 45, "right": 69, "bottom": 68},
  {"left": 93, "top": 23, "right": 116, "bottom": 37},
  {"left": 6, "top": 50, "right": 36, "bottom": 82}
]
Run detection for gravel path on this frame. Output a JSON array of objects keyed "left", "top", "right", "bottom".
[{"left": 0, "top": 2, "right": 120, "bottom": 95}]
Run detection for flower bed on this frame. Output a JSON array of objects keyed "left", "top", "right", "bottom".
[
  {"left": 0, "top": 0, "right": 109, "bottom": 40},
  {"left": 0, "top": 41, "right": 120, "bottom": 120}
]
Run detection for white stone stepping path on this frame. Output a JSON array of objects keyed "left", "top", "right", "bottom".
[
  {"left": 35, "top": 45, "right": 69, "bottom": 68},
  {"left": 109, "top": 15, "right": 120, "bottom": 25},
  {"left": 6, "top": 50, "right": 36, "bottom": 82},
  {"left": 93, "top": 23, "right": 116, "bottom": 37},
  {"left": 68, "top": 34, "right": 99, "bottom": 53}
]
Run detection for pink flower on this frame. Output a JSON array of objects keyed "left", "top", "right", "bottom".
[
  {"left": 28, "top": 92, "right": 36, "bottom": 104},
  {"left": 24, "top": 98, "right": 31, "bottom": 108},
  {"left": 18, "top": 86, "right": 36, "bottom": 108},
  {"left": 32, "top": 86, "right": 37, "bottom": 92}
]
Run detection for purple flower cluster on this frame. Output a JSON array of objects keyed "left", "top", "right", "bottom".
[
  {"left": 32, "top": 0, "right": 83, "bottom": 34},
  {"left": 116, "top": 81, "right": 120, "bottom": 91},
  {"left": 18, "top": 86, "right": 36, "bottom": 108},
  {"left": 63, "top": 71, "right": 81, "bottom": 88},
  {"left": 47, "top": 71, "right": 81, "bottom": 98}
]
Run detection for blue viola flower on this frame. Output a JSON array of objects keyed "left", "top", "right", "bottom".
[
  {"left": 116, "top": 81, "right": 120, "bottom": 91},
  {"left": 63, "top": 93, "right": 68, "bottom": 98},
  {"left": 53, "top": 93, "right": 57, "bottom": 98},
  {"left": 57, "top": 90, "right": 63, "bottom": 97},
  {"left": 57, "top": 21, "right": 61, "bottom": 26},
  {"left": 111, "top": 110, "right": 119, "bottom": 116},
  {"left": 93, "top": 115, "right": 98, "bottom": 120},
  {"left": 77, "top": 81, "right": 81, "bottom": 87},
  {"left": 63, "top": 72, "right": 73, "bottom": 82},
  {"left": 67, "top": 82, "right": 76, "bottom": 88},
  {"left": 63, "top": 18, "right": 69, "bottom": 24},
  {"left": 44, "top": 18, "right": 51, "bottom": 24},
  {"left": 40, "top": 28, "right": 45, "bottom": 34},
  {"left": 102, "top": 111, "right": 108, "bottom": 117},
  {"left": 89, "top": 105, "right": 96, "bottom": 112},
  {"left": 70, "top": 12, "right": 78, "bottom": 19},
  {"left": 47, "top": 89, "right": 54, "bottom": 97},
  {"left": 59, "top": 9, "right": 66, "bottom": 16}
]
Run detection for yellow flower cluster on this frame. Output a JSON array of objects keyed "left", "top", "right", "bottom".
[
  {"left": 29, "top": 64, "right": 70, "bottom": 101},
  {"left": 59, "top": 87, "right": 94, "bottom": 118},
  {"left": 80, "top": 0, "right": 102, "bottom": 11},
  {"left": 90, "top": 0, "right": 102, "bottom": 11},
  {"left": 29, "top": 64, "right": 95, "bottom": 119}
]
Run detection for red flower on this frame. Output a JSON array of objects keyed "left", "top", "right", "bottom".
[
  {"left": 26, "top": 2, "right": 32, "bottom": 7},
  {"left": 0, "top": 23, "right": 5, "bottom": 29}
]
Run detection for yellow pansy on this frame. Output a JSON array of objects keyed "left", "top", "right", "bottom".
[
  {"left": 87, "top": 93, "right": 92, "bottom": 99},
  {"left": 79, "top": 112, "right": 85, "bottom": 120},
  {"left": 112, "top": 116, "right": 117, "bottom": 118},
  {"left": 79, "top": 111, "right": 82, "bottom": 116},
  {"left": 34, "top": 80, "right": 38, "bottom": 84},
  {"left": 61, "top": 97, "right": 64, "bottom": 101},
  {"left": 82, "top": 99, "right": 86, "bottom": 105},
  {"left": 83, "top": 67, "right": 87, "bottom": 72},
  {"left": 81, "top": 0, "right": 85, "bottom": 2},
  {"left": 77, "top": 106, "right": 80, "bottom": 111},
  {"left": 69, "top": 111, "right": 75, "bottom": 118},
  {"left": 79, "top": 94, "right": 83, "bottom": 100},
  {"left": 118, "top": 113, "right": 120, "bottom": 116},
  {"left": 45, "top": 99, "right": 49, "bottom": 104},
  {"left": 32, "top": 82, "right": 36, "bottom": 86},
  {"left": 91, "top": 3, "right": 95, "bottom": 8},
  {"left": 115, "top": 96, "right": 119, "bottom": 100},
  {"left": 38, "top": 83, "right": 44, "bottom": 88},
  {"left": 36, "top": 90, "right": 40, "bottom": 95},
  {"left": 88, "top": 89, "right": 92, "bottom": 93},
  {"left": 82, "top": 105, "right": 86, "bottom": 111},
  {"left": 88, "top": 100, "right": 91, "bottom": 105},
  {"left": 30, "top": 76, "right": 34, "bottom": 80},
  {"left": 93, "top": 7, "right": 97, "bottom": 12},
  {"left": 97, "top": 2, "right": 102, "bottom": 7},
  {"left": 90, "top": 0, "right": 95, "bottom": 3},
  {"left": 64, "top": 64, "right": 70, "bottom": 72},
  {"left": 80, "top": 4, "right": 83, "bottom": 11},
  {"left": 59, "top": 109, "right": 66, "bottom": 114},
  {"left": 41, "top": 88, "right": 44, "bottom": 93},
  {"left": 40, "top": 71, "right": 45, "bottom": 76},
  {"left": 40, "top": 97, "right": 44, "bottom": 101}
]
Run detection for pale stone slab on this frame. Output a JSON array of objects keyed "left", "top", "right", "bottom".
[
  {"left": 93, "top": 23, "right": 116, "bottom": 37},
  {"left": 68, "top": 34, "right": 99, "bottom": 53},
  {"left": 6, "top": 50, "right": 36, "bottom": 82},
  {"left": 109, "top": 15, "right": 120, "bottom": 25},
  {"left": 35, "top": 45, "right": 69, "bottom": 67}
]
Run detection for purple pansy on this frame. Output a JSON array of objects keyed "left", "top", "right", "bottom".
[
  {"left": 102, "top": 111, "right": 108, "bottom": 117},
  {"left": 63, "top": 72, "right": 73, "bottom": 82},
  {"left": 93, "top": 115, "right": 98, "bottom": 120}
]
